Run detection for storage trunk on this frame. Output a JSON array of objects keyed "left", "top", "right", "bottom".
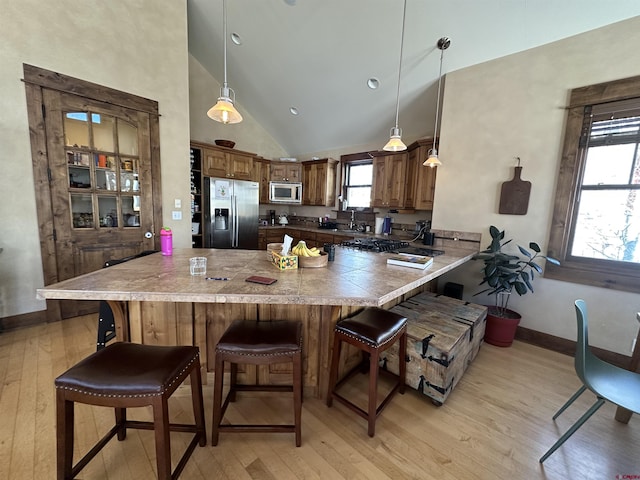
[{"left": 383, "top": 292, "right": 487, "bottom": 405}]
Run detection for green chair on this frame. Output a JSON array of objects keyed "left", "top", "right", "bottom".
[{"left": 539, "top": 299, "right": 640, "bottom": 463}]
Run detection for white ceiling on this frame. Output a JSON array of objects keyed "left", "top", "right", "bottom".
[{"left": 187, "top": 0, "right": 640, "bottom": 157}]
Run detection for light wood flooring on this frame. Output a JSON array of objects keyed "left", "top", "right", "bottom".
[{"left": 0, "top": 313, "right": 638, "bottom": 479}]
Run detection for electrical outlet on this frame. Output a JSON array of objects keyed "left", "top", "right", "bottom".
[
  {"left": 174, "top": 199, "right": 181, "bottom": 208},
  {"left": 172, "top": 211, "right": 182, "bottom": 220}
]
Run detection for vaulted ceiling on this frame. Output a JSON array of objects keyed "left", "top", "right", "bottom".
[{"left": 187, "top": 0, "right": 640, "bottom": 157}]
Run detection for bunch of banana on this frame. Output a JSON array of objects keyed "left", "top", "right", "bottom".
[{"left": 292, "top": 240, "right": 321, "bottom": 257}]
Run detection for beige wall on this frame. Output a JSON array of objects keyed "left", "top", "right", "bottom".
[
  {"left": 434, "top": 17, "right": 640, "bottom": 354},
  {"left": 0, "top": 0, "right": 190, "bottom": 317}
]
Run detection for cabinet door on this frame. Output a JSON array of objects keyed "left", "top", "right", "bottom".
[
  {"left": 286, "top": 164, "right": 302, "bottom": 182},
  {"left": 371, "top": 156, "right": 388, "bottom": 207},
  {"left": 203, "top": 148, "right": 229, "bottom": 177},
  {"left": 387, "top": 153, "right": 407, "bottom": 207},
  {"left": 271, "top": 162, "right": 302, "bottom": 182},
  {"left": 253, "top": 158, "right": 271, "bottom": 203},
  {"left": 230, "top": 153, "right": 253, "bottom": 180},
  {"left": 302, "top": 163, "right": 316, "bottom": 205},
  {"left": 316, "top": 232, "right": 335, "bottom": 245},
  {"left": 414, "top": 163, "right": 437, "bottom": 210}
]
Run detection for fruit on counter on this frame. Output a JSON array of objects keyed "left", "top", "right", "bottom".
[{"left": 292, "top": 240, "right": 321, "bottom": 257}]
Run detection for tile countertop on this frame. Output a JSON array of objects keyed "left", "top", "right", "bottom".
[{"left": 37, "top": 243, "right": 479, "bottom": 307}]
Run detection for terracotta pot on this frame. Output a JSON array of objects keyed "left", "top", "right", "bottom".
[{"left": 484, "top": 306, "right": 522, "bottom": 347}]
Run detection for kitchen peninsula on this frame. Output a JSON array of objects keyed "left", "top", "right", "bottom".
[{"left": 37, "top": 236, "right": 479, "bottom": 398}]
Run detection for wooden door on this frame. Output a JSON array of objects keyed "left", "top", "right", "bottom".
[
  {"left": 43, "top": 91, "right": 157, "bottom": 317},
  {"left": 23, "top": 63, "right": 163, "bottom": 321}
]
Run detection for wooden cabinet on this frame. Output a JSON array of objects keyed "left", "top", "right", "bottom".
[
  {"left": 196, "top": 144, "right": 254, "bottom": 180},
  {"left": 253, "top": 158, "right": 271, "bottom": 204},
  {"left": 270, "top": 162, "right": 301, "bottom": 182},
  {"left": 371, "top": 153, "right": 408, "bottom": 208},
  {"left": 286, "top": 228, "right": 317, "bottom": 247},
  {"left": 407, "top": 139, "right": 438, "bottom": 210},
  {"left": 302, "top": 158, "right": 338, "bottom": 206}
]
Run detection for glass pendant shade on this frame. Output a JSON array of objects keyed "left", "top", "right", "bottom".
[
  {"left": 423, "top": 148, "right": 442, "bottom": 168},
  {"left": 207, "top": 87, "right": 243, "bottom": 124},
  {"left": 208, "top": 0, "right": 242, "bottom": 125},
  {"left": 383, "top": 127, "right": 407, "bottom": 152}
]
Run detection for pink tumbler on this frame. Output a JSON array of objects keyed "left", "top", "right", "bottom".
[{"left": 160, "top": 227, "right": 173, "bottom": 256}]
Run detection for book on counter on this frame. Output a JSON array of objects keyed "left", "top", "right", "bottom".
[{"left": 386, "top": 253, "right": 434, "bottom": 269}]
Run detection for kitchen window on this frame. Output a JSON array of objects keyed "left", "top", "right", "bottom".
[
  {"left": 546, "top": 75, "right": 640, "bottom": 293},
  {"left": 343, "top": 158, "right": 373, "bottom": 208}
]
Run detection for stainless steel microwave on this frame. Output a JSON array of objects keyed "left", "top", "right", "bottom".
[{"left": 269, "top": 182, "right": 302, "bottom": 204}]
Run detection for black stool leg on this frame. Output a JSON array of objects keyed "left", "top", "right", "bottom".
[
  {"left": 56, "top": 390, "right": 74, "bottom": 480},
  {"left": 212, "top": 354, "right": 225, "bottom": 446},
  {"left": 368, "top": 347, "right": 379, "bottom": 437},
  {"left": 326, "top": 333, "right": 342, "bottom": 407},
  {"left": 399, "top": 330, "right": 407, "bottom": 395},
  {"left": 115, "top": 407, "right": 127, "bottom": 440},
  {"left": 152, "top": 396, "right": 171, "bottom": 480},
  {"left": 293, "top": 350, "right": 303, "bottom": 447},
  {"left": 190, "top": 365, "right": 207, "bottom": 447}
]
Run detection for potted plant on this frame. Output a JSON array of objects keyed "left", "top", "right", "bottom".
[{"left": 472, "top": 225, "right": 560, "bottom": 347}]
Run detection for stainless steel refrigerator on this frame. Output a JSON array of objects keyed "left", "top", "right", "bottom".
[{"left": 203, "top": 177, "right": 259, "bottom": 249}]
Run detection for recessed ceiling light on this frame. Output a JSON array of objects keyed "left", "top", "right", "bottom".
[
  {"left": 231, "top": 33, "right": 242, "bottom": 45},
  {"left": 289, "top": 107, "right": 299, "bottom": 115},
  {"left": 284, "top": 0, "right": 296, "bottom": 5},
  {"left": 367, "top": 78, "right": 379, "bottom": 89}
]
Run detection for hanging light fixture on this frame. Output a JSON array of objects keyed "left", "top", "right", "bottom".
[
  {"left": 424, "top": 37, "right": 451, "bottom": 167},
  {"left": 383, "top": 0, "right": 408, "bottom": 152},
  {"left": 207, "top": 0, "right": 243, "bottom": 124}
]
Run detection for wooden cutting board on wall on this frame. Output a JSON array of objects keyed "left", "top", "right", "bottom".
[{"left": 499, "top": 165, "right": 531, "bottom": 215}]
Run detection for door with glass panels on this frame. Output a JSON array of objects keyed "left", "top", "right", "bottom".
[{"left": 42, "top": 90, "right": 156, "bottom": 317}]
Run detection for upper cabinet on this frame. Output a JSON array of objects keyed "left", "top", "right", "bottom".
[
  {"left": 270, "top": 162, "right": 301, "bottom": 182},
  {"left": 371, "top": 152, "right": 409, "bottom": 208},
  {"left": 302, "top": 158, "right": 338, "bottom": 206},
  {"left": 253, "top": 158, "right": 271, "bottom": 204},
  {"left": 194, "top": 142, "right": 255, "bottom": 180},
  {"left": 406, "top": 139, "right": 437, "bottom": 211},
  {"left": 369, "top": 140, "right": 437, "bottom": 211}
]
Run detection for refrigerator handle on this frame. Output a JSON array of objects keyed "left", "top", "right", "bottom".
[{"left": 233, "top": 195, "right": 239, "bottom": 247}]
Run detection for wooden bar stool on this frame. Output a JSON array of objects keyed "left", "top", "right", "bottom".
[
  {"left": 326, "top": 307, "right": 407, "bottom": 437},
  {"left": 55, "top": 342, "right": 206, "bottom": 480},
  {"left": 212, "top": 320, "right": 303, "bottom": 447}
]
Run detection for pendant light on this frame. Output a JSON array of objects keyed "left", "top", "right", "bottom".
[
  {"left": 424, "top": 37, "right": 451, "bottom": 167},
  {"left": 383, "top": 0, "right": 408, "bottom": 152},
  {"left": 207, "top": 0, "right": 243, "bottom": 124}
]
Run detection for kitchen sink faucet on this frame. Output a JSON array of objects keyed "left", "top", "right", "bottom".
[{"left": 349, "top": 210, "right": 356, "bottom": 230}]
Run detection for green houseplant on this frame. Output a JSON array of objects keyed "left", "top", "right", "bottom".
[{"left": 472, "top": 225, "right": 560, "bottom": 346}]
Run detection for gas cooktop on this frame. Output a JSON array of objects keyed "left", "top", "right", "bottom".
[
  {"left": 341, "top": 238, "right": 409, "bottom": 253},
  {"left": 340, "top": 238, "right": 445, "bottom": 256}
]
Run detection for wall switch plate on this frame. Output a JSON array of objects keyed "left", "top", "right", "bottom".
[
  {"left": 172, "top": 211, "right": 182, "bottom": 220},
  {"left": 174, "top": 199, "right": 181, "bottom": 208}
]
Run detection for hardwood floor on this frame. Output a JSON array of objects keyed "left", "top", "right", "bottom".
[{"left": 0, "top": 313, "right": 637, "bottom": 479}]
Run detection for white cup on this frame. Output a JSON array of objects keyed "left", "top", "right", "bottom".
[{"left": 189, "top": 257, "right": 207, "bottom": 276}]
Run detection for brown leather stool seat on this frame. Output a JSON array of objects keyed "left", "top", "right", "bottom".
[
  {"left": 55, "top": 342, "right": 206, "bottom": 480},
  {"left": 326, "top": 307, "right": 407, "bottom": 437},
  {"left": 212, "top": 320, "right": 303, "bottom": 446}
]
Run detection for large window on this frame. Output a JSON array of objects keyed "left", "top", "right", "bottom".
[{"left": 546, "top": 75, "right": 640, "bottom": 293}]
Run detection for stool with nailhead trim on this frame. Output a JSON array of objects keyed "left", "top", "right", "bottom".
[
  {"left": 55, "top": 342, "right": 206, "bottom": 480},
  {"left": 211, "top": 320, "right": 303, "bottom": 446},
  {"left": 326, "top": 307, "right": 407, "bottom": 437}
]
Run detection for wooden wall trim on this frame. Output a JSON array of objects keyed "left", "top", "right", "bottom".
[
  {"left": 515, "top": 325, "right": 631, "bottom": 369},
  {"left": 22, "top": 63, "right": 159, "bottom": 116}
]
